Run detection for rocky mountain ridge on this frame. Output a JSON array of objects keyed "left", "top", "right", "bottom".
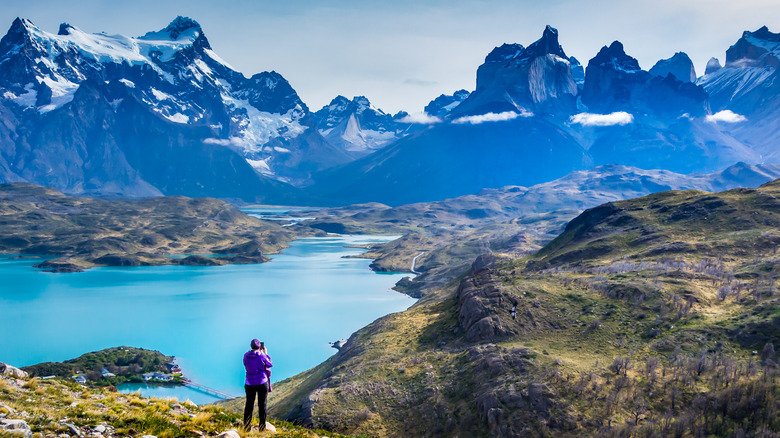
[
  {"left": 311, "top": 25, "right": 779, "bottom": 205},
  {"left": 0, "top": 18, "right": 779, "bottom": 206}
]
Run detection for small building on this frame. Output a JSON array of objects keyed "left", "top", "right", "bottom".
[
  {"left": 164, "top": 362, "right": 181, "bottom": 373},
  {"left": 101, "top": 369, "right": 116, "bottom": 378},
  {"left": 143, "top": 372, "right": 173, "bottom": 382},
  {"left": 73, "top": 375, "right": 87, "bottom": 384}
]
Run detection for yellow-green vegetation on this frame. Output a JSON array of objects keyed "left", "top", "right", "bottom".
[
  {"left": 0, "top": 372, "right": 351, "bottom": 438},
  {"left": 250, "top": 181, "right": 780, "bottom": 437},
  {"left": 22, "top": 347, "right": 174, "bottom": 387},
  {"left": 0, "top": 183, "right": 317, "bottom": 272}
]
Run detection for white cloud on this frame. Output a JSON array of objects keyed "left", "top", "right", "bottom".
[
  {"left": 570, "top": 112, "right": 634, "bottom": 126},
  {"left": 706, "top": 110, "right": 747, "bottom": 123},
  {"left": 398, "top": 112, "right": 442, "bottom": 124},
  {"left": 452, "top": 110, "right": 531, "bottom": 125},
  {"left": 203, "top": 138, "right": 234, "bottom": 146}
]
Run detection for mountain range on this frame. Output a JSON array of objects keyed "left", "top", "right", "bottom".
[{"left": 0, "top": 18, "right": 778, "bottom": 204}]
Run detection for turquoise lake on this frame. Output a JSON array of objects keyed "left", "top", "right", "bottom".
[{"left": 0, "top": 235, "right": 415, "bottom": 404}]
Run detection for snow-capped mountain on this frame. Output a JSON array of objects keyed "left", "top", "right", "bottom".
[
  {"left": 310, "top": 27, "right": 593, "bottom": 206},
  {"left": 698, "top": 26, "right": 780, "bottom": 162},
  {"left": 453, "top": 25, "right": 578, "bottom": 117},
  {"left": 576, "top": 40, "right": 759, "bottom": 174},
  {"left": 310, "top": 25, "right": 778, "bottom": 206},
  {"left": 312, "top": 96, "right": 412, "bottom": 156},
  {"left": 423, "top": 89, "right": 470, "bottom": 118},
  {"left": 0, "top": 16, "right": 347, "bottom": 199}
]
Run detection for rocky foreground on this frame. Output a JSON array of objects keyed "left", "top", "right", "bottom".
[{"left": 0, "top": 362, "right": 345, "bottom": 438}]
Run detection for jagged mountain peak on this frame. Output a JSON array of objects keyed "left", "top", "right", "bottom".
[
  {"left": 7, "top": 17, "right": 35, "bottom": 34},
  {"left": 725, "top": 25, "right": 780, "bottom": 68},
  {"left": 57, "top": 23, "right": 74, "bottom": 36},
  {"left": 144, "top": 16, "right": 203, "bottom": 40},
  {"left": 649, "top": 51, "right": 696, "bottom": 82},
  {"left": 744, "top": 25, "right": 780, "bottom": 42},
  {"left": 485, "top": 43, "right": 525, "bottom": 63},
  {"left": 705, "top": 57, "right": 722, "bottom": 75},
  {"left": 525, "top": 24, "right": 566, "bottom": 59},
  {"left": 483, "top": 26, "right": 566, "bottom": 64},
  {"left": 590, "top": 41, "right": 641, "bottom": 72},
  {"left": 313, "top": 94, "right": 407, "bottom": 155},
  {"left": 424, "top": 89, "right": 470, "bottom": 117}
]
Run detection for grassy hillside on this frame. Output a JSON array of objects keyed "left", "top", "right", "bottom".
[
  {"left": 0, "top": 183, "right": 318, "bottom": 272},
  {"left": 245, "top": 180, "right": 780, "bottom": 437},
  {"left": 0, "top": 370, "right": 348, "bottom": 438}
]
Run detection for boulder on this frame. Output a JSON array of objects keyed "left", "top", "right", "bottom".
[
  {"left": 0, "top": 419, "right": 32, "bottom": 438},
  {"left": 0, "top": 363, "right": 28, "bottom": 379},
  {"left": 61, "top": 422, "right": 82, "bottom": 436},
  {"left": 217, "top": 430, "right": 240, "bottom": 438},
  {"left": 264, "top": 422, "right": 276, "bottom": 432}
]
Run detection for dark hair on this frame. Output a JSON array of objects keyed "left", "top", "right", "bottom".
[{"left": 251, "top": 338, "right": 262, "bottom": 350}]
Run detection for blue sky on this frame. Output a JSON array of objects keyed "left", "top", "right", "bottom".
[{"left": 2, "top": 0, "right": 778, "bottom": 113}]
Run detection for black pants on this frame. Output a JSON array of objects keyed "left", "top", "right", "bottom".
[{"left": 243, "top": 383, "right": 269, "bottom": 430}]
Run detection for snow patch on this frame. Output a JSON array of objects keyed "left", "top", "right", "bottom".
[
  {"left": 706, "top": 110, "right": 747, "bottom": 123},
  {"left": 246, "top": 158, "right": 271, "bottom": 174},
  {"left": 150, "top": 88, "right": 173, "bottom": 101},
  {"left": 38, "top": 76, "right": 79, "bottom": 113},
  {"left": 119, "top": 79, "right": 135, "bottom": 88},
  {"left": 570, "top": 112, "right": 634, "bottom": 126},
  {"left": 165, "top": 113, "right": 189, "bottom": 123},
  {"left": 7, "top": 83, "right": 37, "bottom": 107},
  {"left": 204, "top": 49, "right": 235, "bottom": 71},
  {"left": 452, "top": 111, "right": 530, "bottom": 125},
  {"left": 219, "top": 85, "right": 306, "bottom": 153}
]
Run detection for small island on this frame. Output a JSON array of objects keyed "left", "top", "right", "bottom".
[{"left": 21, "top": 347, "right": 183, "bottom": 387}]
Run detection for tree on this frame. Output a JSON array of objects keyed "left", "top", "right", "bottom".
[
  {"left": 717, "top": 285, "right": 731, "bottom": 301},
  {"left": 761, "top": 342, "right": 776, "bottom": 363}
]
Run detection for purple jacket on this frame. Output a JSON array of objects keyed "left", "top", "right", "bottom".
[{"left": 243, "top": 350, "right": 273, "bottom": 386}]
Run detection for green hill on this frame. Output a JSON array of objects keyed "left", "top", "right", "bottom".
[
  {"left": 0, "top": 183, "right": 314, "bottom": 272},
  {"left": 242, "top": 180, "right": 780, "bottom": 437}
]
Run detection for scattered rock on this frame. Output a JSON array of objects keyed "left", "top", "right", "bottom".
[
  {"left": 60, "top": 422, "right": 82, "bottom": 436},
  {"left": 264, "top": 422, "right": 276, "bottom": 432},
  {"left": 0, "top": 403, "right": 16, "bottom": 415},
  {"left": 217, "top": 430, "right": 240, "bottom": 438},
  {"left": 0, "top": 419, "right": 32, "bottom": 438},
  {"left": 0, "top": 363, "right": 28, "bottom": 379},
  {"left": 93, "top": 425, "right": 106, "bottom": 433},
  {"left": 141, "top": 435, "right": 157, "bottom": 438}
]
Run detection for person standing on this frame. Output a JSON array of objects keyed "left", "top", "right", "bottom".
[{"left": 243, "top": 338, "right": 273, "bottom": 430}]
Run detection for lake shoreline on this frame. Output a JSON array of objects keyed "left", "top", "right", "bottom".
[{"left": 1, "top": 234, "right": 416, "bottom": 402}]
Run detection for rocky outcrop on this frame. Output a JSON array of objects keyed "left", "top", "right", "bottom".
[
  {"left": 0, "top": 363, "right": 29, "bottom": 379},
  {"left": 457, "top": 261, "right": 518, "bottom": 342},
  {"left": 0, "top": 419, "right": 32, "bottom": 438}
]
